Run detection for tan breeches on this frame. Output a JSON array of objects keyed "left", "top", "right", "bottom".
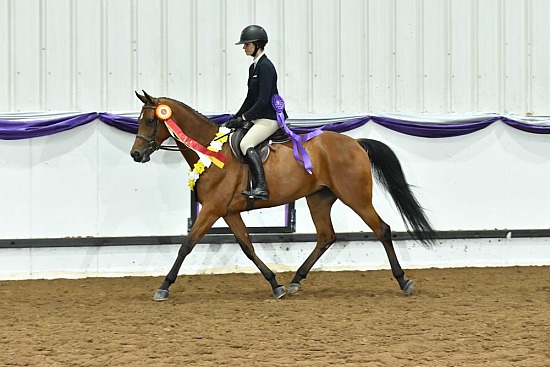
[{"left": 239, "top": 118, "right": 279, "bottom": 154}]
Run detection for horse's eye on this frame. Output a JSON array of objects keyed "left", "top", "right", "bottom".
[{"left": 146, "top": 117, "right": 156, "bottom": 124}]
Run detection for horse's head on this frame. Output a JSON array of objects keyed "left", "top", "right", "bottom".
[{"left": 131, "top": 91, "right": 171, "bottom": 163}]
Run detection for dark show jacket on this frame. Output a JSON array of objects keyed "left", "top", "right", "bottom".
[{"left": 234, "top": 54, "right": 288, "bottom": 121}]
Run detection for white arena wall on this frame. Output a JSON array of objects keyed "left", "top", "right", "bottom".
[
  {"left": 2, "top": 119, "right": 550, "bottom": 238},
  {"left": 1, "top": 0, "right": 549, "bottom": 279},
  {"left": 1, "top": 120, "right": 549, "bottom": 280}
]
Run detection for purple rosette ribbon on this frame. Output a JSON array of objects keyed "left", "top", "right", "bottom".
[{"left": 272, "top": 94, "right": 323, "bottom": 174}]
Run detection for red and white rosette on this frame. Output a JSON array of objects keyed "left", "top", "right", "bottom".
[{"left": 155, "top": 104, "right": 172, "bottom": 120}]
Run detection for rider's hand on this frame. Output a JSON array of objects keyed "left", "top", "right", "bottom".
[{"left": 225, "top": 116, "right": 245, "bottom": 129}]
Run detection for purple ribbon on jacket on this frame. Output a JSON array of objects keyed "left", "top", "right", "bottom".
[{"left": 272, "top": 94, "right": 323, "bottom": 174}]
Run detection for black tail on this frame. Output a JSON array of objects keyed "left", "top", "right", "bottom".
[{"left": 357, "top": 138, "right": 436, "bottom": 246}]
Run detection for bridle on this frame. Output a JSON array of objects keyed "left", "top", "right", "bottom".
[
  {"left": 136, "top": 104, "right": 190, "bottom": 153},
  {"left": 135, "top": 103, "right": 232, "bottom": 154},
  {"left": 135, "top": 105, "right": 161, "bottom": 153}
]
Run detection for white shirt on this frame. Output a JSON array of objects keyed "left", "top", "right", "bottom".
[{"left": 252, "top": 52, "right": 265, "bottom": 69}]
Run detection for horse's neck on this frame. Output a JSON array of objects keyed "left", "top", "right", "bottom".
[
  {"left": 167, "top": 101, "right": 216, "bottom": 144},
  {"left": 180, "top": 144, "right": 200, "bottom": 167},
  {"left": 169, "top": 101, "right": 220, "bottom": 165}
]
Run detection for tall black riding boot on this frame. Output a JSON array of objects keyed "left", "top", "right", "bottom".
[{"left": 242, "top": 147, "right": 269, "bottom": 200}]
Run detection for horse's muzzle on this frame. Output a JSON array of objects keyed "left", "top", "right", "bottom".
[{"left": 131, "top": 149, "right": 151, "bottom": 163}]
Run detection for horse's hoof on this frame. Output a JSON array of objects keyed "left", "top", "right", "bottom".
[
  {"left": 273, "top": 286, "right": 286, "bottom": 299},
  {"left": 153, "top": 289, "right": 170, "bottom": 301},
  {"left": 288, "top": 283, "right": 302, "bottom": 295},
  {"left": 402, "top": 280, "right": 414, "bottom": 296}
]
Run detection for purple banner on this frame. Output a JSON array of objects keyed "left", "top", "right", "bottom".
[
  {"left": 1, "top": 111, "right": 550, "bottom": 140},
  {"left": 0, "top": 113, "right": 99, "bottom": 140}
]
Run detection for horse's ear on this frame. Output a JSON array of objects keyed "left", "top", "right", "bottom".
[
  {"left": 142, "top": 90, "right": 154, "bottom": 104},
  {"left": 135, "top": 91, "right": 147, "bottom": 104}
]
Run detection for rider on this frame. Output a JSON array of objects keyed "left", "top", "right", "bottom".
[{"left": 225, "top": 25, "right": 287, "bottom": 201}]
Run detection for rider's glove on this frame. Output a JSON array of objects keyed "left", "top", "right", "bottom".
[{"left": 225, "top": 116, "right": 245, "bottom": 129}]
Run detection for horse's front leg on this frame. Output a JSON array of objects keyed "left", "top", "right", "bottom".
[
  {"left": 223, "top": 213, "right": 286, "bottom": 299},
  {"left": 153, "top": 208, "right": 220, "bottom": 301}
]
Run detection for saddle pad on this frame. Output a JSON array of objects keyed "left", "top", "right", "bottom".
[{"left": 229, "top": 128, "right": 290, "bottom": 164}]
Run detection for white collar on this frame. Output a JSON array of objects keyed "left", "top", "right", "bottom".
[{"left": 253, "top": 52, "right": 265, "bottom": 68}]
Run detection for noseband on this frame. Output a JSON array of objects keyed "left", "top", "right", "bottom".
[{"left": 136, "top": 105, "right": 160, "bottom": 152}]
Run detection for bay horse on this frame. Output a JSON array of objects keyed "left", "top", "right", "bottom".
[{"left": 131, "top": 91, "right": 436, "bottom": 301}]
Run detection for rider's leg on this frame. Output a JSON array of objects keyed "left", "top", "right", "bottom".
[
  {"left": 242, "top": 147, "right": 269, "bottom": 200},
  {"left": 239, "top": 119, "right": 279, "bottom": 200}
]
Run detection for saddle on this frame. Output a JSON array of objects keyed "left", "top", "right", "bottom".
[{"left": 229, "top": 126, "right": 290, "bottom": 164}]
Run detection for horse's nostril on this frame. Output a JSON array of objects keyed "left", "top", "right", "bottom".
[{"left": 131, "top": 151, "right": 141, "bottom": 161}]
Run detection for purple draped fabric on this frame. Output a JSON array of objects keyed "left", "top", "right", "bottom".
[
  {"left": 0, "top": 113, "right": 99, "bottom": 140},
  {"left": 371, "top": 116, "right": 501, "bottom": 138},
  {"left": 98, "top": 113, "right": 137, "bottom": 133},
  {"left": 290, "top": 116, "right": 371, "bottom": 135},
  {"left": 1, "top": 111, "right": 550, "bottom": 140},
  {"left": 500, "top": 117, "right": 550, "bottom": 134}
]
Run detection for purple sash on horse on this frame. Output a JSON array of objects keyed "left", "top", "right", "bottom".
[{"left": 271, "top": 95, "right": 323, "bottom": 174}]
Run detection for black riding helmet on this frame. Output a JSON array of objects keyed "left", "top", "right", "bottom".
[
  {"left": 235, "top": 25, "right": 268, "bottom": 45},
  {"left": 236, "top": 25, "right": 268, "bottom": 57}
]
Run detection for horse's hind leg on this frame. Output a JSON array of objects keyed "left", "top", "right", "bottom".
[
  {"left": 288, "top": 188, "right": 337, "bottom": 295},
  {"left": 379, "top": 221, "right": 413, "bottom": 294},
  {"left": 224, "top": 213, "right": 286, "bottom": 299},
  {"left": 354, "top": 205, "right": 414, "bottom": 295}
]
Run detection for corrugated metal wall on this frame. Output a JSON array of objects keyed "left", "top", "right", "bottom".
[{"left": 1, "top": 0, "right": 549, "bottom": 115}]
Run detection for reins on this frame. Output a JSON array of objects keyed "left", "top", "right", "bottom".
[{"left": 158, "top": 130, "right": 232, "bottom": 152}]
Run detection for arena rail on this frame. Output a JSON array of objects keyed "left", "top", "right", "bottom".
[{"left": 2, "top": 229, "right": 550, "bottom": 249}]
